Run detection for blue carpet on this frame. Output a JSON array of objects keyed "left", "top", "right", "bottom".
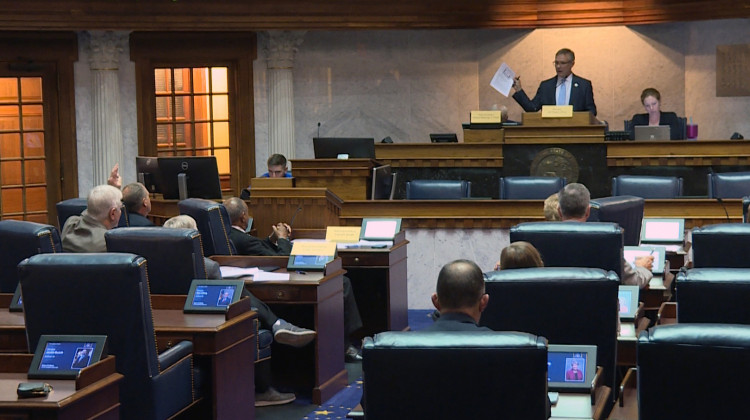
[{"left": 301, "top": 309, "right": 435, "bottom": 419}]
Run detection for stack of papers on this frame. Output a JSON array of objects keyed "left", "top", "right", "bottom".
[{"left": 219, "top": 266, "right": 260, "bottom": 278}]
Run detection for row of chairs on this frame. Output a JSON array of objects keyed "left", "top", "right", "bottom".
[{"left": 402, "top": 171, "right": 750, "bottom": 200}]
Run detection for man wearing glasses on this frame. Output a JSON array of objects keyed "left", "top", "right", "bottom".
[{"left": 512, "top": 48, "right": 597, "bottom": 116}]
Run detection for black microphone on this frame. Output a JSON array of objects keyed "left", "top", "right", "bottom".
[
  {"left": 317, "top": 122, "right": 321, "bottom": 139},
  {"left": 709, "top": 167, "right": 731, "bottom": 222},
  {"left": 289, "top": 205, "right": 303, "bottom": 227}
]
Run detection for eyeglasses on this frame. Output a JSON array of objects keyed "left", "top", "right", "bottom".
[{"left": 553, "top": 60, "right": 572, "bottom": 66}]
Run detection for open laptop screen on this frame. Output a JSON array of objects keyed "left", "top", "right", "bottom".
[
  {"left": 640, "top": 218, "right": 685, "bottom": 244},
  {"left": 547, "top": 344, "right": 597, "bottom": 392}
]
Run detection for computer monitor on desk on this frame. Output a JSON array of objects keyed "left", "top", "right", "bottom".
[
  {"left": 640, "top": 218, "right": 685, "bottom": 252},
  {"left": 157, "top": 156, "right": 223, "bottom": 200},
  {"left": 313, "top": 137, "right": 376, "bottom": 159}
]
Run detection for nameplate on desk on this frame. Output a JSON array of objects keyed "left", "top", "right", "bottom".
[
  {"left": 326, "top": 226, "right": 361, "bottom": 243},
  {"left": 541, "top": 105, "right": 574, "bottom": 118},
  {"left": 291, "top": 241, "right": 337, "bottom": 256},
  {"left": 470, "top": 110, "right": 502, "bottom": 124}
]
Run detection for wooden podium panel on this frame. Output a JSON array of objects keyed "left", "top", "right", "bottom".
[
  {"left": 375, "top": 142, "right": 503, "bottom": 168},
  {"left": 291, "top": 159, "right": 379, "bottom": 201},
  {"left": 503, "top": 111, "right": 604, "bottom": 144},
  {"left": 248, "top": 187, "right": 342, "bottom": 238}
]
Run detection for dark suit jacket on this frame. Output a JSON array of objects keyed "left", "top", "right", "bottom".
[
  {"left": 630, "top": 111, "right": 683, "bottom": 140},
  {"left": 228, "top": 227, "right": 292, "bottom": 256},
  {"left": 126, "top": 212, "right": 154, "bottom": 227},
  {"left": 423, "top": 312, "right": 492, "bottom": 332},
  {"left": 513, "top": 74, "right": 597, "bottom": 116}
]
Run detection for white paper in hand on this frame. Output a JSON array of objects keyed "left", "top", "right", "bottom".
[{"left": 490, "top": 62, "right": 516, "bottom": 97}]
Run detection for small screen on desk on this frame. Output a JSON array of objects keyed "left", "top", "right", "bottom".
[
  {"left": 624, "top": 246, "right": 666, "bottom": 275},
  {"left": 547, "top": 344, "right": 597, "bottom": 391},
  {"left": 184, "top": 280, "right": 244, "bottom": 313},
  {"left": 287, "top": 254, "right": 334, "bottom": 271},
  {"left": 360, "top": 218, "right": 401, "bottom": 240},
  {"left": 641, "top": 218, "right": 684, "bottom": 243},
  {"left": 28, "top": 335, "right": 107, "bottom": 379}
]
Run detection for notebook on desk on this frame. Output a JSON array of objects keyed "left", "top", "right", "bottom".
[
  {"left": 547, "top": 344, "right": 598, "bottom": 392},
  {"left": 634, "top": 125, "right": 670, "bottom": 140}
]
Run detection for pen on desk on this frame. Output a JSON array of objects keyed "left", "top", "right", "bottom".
[{"left": 295, "top": 270, "right": 307, "bottom": 275}]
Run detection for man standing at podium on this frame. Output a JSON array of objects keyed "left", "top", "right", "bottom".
[{"left": 512, "top": 48, "right": 597, "bottom": 116}]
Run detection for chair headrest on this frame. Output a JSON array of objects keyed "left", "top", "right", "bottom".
[
  {"left": 693, "top": 223, "right": 750, "bottom": 236},
  {"left": 677, "top": 267, "right": 750, "bottom": 284},
  {"left": 511, "top": 221, "right": 622, "bottom": 235},
  {"left": 640, "top": 323, "right": 750, "bottom": 348},
  {"left": 484, "top": 266, "right": 618, "bottom": 283},
  {"left": 365, "top": 330, "right": 546, "bottom": 349}
]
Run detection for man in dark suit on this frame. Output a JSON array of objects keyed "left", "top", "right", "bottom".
[
  {"left": 122, "top": 182, "right": 155, "bottom": 227},
  {"left": 512, "top": 48, "right": 597, "bottom": 116},
  {"left": 425, "top": 259, "right": 491, "bottom": 332}
]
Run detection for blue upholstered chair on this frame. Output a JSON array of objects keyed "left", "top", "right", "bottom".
[
  {"left": 105, "top": 227, "right": 209, "bottom": 294},
  {"left": 611, "top": 175, "right": 683, "bottom": 199},
  {"left": 510, "top": 221, "right": 624, "bottom": 279},
  {"left": 707, "top": 171, "right": 750, "bottom": 198},
  {"left": 498, "top": 176, "right": 565, "bottom": 199},
  {"left": 588, "top": 195, "right": 645, "bottom": 246},
  {"left": 178, "top": 198, "right": 236, "bottom": 256},
  {"left": 405, "top": 179, "right": 471, "bottom": 199},
  {"left": 56, "top": 197, "right": 129, "bottom": 229},
  {"left": 18, "top": 253, "right": 198, "bottom": 420},
  {"left": 483, "top": 267, "right": 620, "bottom": 401},
  {"left": 691, "top": 223, "right": 750, "bottom": 268},
  {"left": 0, "top": 220, "right": 62, "bottom": 293},
  {"left": 637, "top": 323, "right": 750, "bottom": 419},
  {"left": 743, "top": 196, "right": 750, "bottom": 223},
  {"left": 362, "top": 330, "right": 549, "bottom": 420},
  {"left": 675, "top": 268, "right": 750, "bottom": 324}
]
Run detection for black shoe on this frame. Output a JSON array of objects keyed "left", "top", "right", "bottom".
[{"left": 345, "top": 345, "right": 363, "bottom": 362}]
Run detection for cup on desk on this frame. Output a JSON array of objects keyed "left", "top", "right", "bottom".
[{"left": 686, "top": 124, "right": 698, "bottom": 140}]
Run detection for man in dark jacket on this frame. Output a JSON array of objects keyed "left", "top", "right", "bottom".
[{"left": 425, "top": 259, "right": 491, "bottom": 332}]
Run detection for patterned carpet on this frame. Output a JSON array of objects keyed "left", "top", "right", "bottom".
[{"left": 301, "top": 309, "right": 434, "bottom": 420}]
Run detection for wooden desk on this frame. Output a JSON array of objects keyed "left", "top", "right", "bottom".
[
  {"left": 607, "top": 368, "right": 637, "bottom": 420},
  {"left": 151, "top": 298, "right": 257, "bottom": 420},
  {"left": 0, "top": 355, "right": 122, "bottom": 420},
  {"left": 0, "top": 308, "right": 27, "bottom": 353},
  {"left": 339, "top": 231, "right": 409, "bottom": 337},
  {"left": 291, "top": 159, "right": 379, "bottom": 201},
  {"left": 211, "top": 255, "right": 348, "bottom": 404}
]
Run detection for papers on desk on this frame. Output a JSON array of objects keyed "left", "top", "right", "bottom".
[
  {"left": 220, "top": 266, "right": 260, "bottom": 278},
  {"left": 252, "top": 271, "right": 290, "bottom": 282},
  {"left": 337, "top": 239, "right": 393, "bottom": 250}
]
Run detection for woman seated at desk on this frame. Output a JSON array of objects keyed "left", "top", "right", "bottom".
[{"left": 629, "top": 87, "right": 684, "bottom": 140}]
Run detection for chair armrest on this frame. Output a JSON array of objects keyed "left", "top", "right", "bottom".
[
  {"left": 657, "top": 302, "right": 677, "bottom": 325},
  {"left": 618, "top": 368, "right": 637, "bottom": 407},
  {"left": 158, "top": 340, "right": 193, "bottom": 368}
]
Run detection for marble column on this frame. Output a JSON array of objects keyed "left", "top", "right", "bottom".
[
  {"left": 263, "top": 31, "right": 305, "bottom": 163},
  {"left": 85, "top": 31, "right": 126, "bottom": 186}
]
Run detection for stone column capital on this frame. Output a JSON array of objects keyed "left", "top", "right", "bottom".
[
  {"left": 262, "top": 30, "right": 306, "bottom": 69},
  {"left": 84, "top": 31, "right": 128, "bottom": 70}
]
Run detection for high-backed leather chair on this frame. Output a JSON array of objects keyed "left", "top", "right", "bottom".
[
  {"left": 483, "top": 267, "right": 620, "bottom": 400},
  {"left": 675, "top": 268, "right": 750, "bottom": 324},
  {"left": 405, "top": 179, "right": 471, "bottom": 199},
  {"left": 510, "top": 221, "right": 624, "bottom": 279},
  {"left": 588, "top": 195, "right": 645, "bottom": 246},
  {"left": 18, "top": 253, "right": 197, "bottom": 420},
  {"left": 105, "top": 227, "right": 209, "bottom": 294},
  {"left": 743, "top": 196, "right": 750, "bottom": 223},
  {"left": 611, "top": 175, "right": 683, "bottom": 199},
  {"left": 362, "top": 330, "right": 549, "bottom": 420},
  {"left": 0, "top": 220, "right": 62, "bottom": 293},
  {"left": 498, "top": 176, "right": 565, "bottom": 199},
  {"left": 178, "top": 198, "right": 235, "bottom": 256},
  {"left": 637, "top": 323, "right": 750, "bottom": 419},
  {"left": 56, "top": 197, "right": 129, "bottom": 229},
  {"left": 707, "top": 171, "right": 750, "bottom": 198},
  {"left": 691, "top": 223, "right": 750, "bottom": 268}
]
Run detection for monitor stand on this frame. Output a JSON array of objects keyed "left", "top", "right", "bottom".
[{"left": 178, "top": 173, "right": 188, "bottom": 201}]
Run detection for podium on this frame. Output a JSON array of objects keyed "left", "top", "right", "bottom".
[
  {"left": 248, "top": 187, "right": 343, "bottom": 238},
  {"left": 291, "top": 159, "right": 379, "bottom": 200},
  {"left": 504, "top": 111, "right": 604, "bottom": 144}
]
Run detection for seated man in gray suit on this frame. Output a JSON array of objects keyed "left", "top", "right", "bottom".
[{"left": 426, "top": 259, "right": 491, "bottom": 332}]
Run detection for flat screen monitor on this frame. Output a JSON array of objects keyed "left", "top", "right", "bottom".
[
  {"left": 157, "top": 156, "right": 223, "bottom": 200},
  {"left": 547, "top": 344, "right": 597, "bottom": 392},
  {"left": 634, "top": 125, "right": 670, "bottom": 141},
  {"left": 287, "top": 254, "right": 335, "bottom": 271},
  {"left": 618, "top": 285, "right": 640, "bottom": 321},
  {"left": 28, "top": 335, "right": 108, "bottom": 379},
  {"left": 184, "top": 279, "right": 244, "bottom": 313},
  {"left": 371, "top": 165, "right": 396, "bottom": 200},
  {"left": 624, "top": 245, "right": 666, "bottom": 275},
  {"left": 135, "top": 156, "right": 163, "bottom": 194},
  {"left": 9, "top": 282, "right": 22, "bottom": 312},
  {"left": 360, "top": 218, "right": 401, "bottom": 240},
  {"left": 313, "top": 137, "right": 376, "bottom": 159},
  {"left": 640, "top": 218, "right": 685, "bottom": 244},
  {"left": 429, "top": 133, "right": 458, "bottom": 143}
]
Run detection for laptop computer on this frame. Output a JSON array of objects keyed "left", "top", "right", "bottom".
[
  {"left": 617, "top": 285, "right": 640, "bottom": 321},
  {"left": 640, "top": 218, "right": 685, "bottom": 252},
  {"left": 634, "top": 125, "right": 670, "bottom": 141},
  {"left": 547, "top": 344, "right": 598, "bottom": 392}
]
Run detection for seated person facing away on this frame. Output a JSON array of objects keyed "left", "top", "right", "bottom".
[
  {"left": 223, "top": 196, "right": 365, "bottom": 362},
  {"left": 544, "top": 193, "right": 561, "bottom": 221},
  {"left": 558, "top": 183, "right": 654, "bottom": 288},
  {"left": 427, "top": 259, "right": 491, "bottom": 331},
  {"left": 494, "top": 241, "right": 544, "bottom": 271},
  {"left": 629, "top": 87, "right": 683, "bottom": 140},
  {"left": 164, "top": 214, "right": 316, "bottom": 407},
  {"left": 61, "top": 184, "right": 123, "bottom": 253},
  {"left": 262, "top": 153, "right": 293, "bottom": 178},
  {"left": 223, "top": 197, "right": 291, "bottom": 256},
  {"left": 122, "top": 182, "right": 154, "bottom": 227}
]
